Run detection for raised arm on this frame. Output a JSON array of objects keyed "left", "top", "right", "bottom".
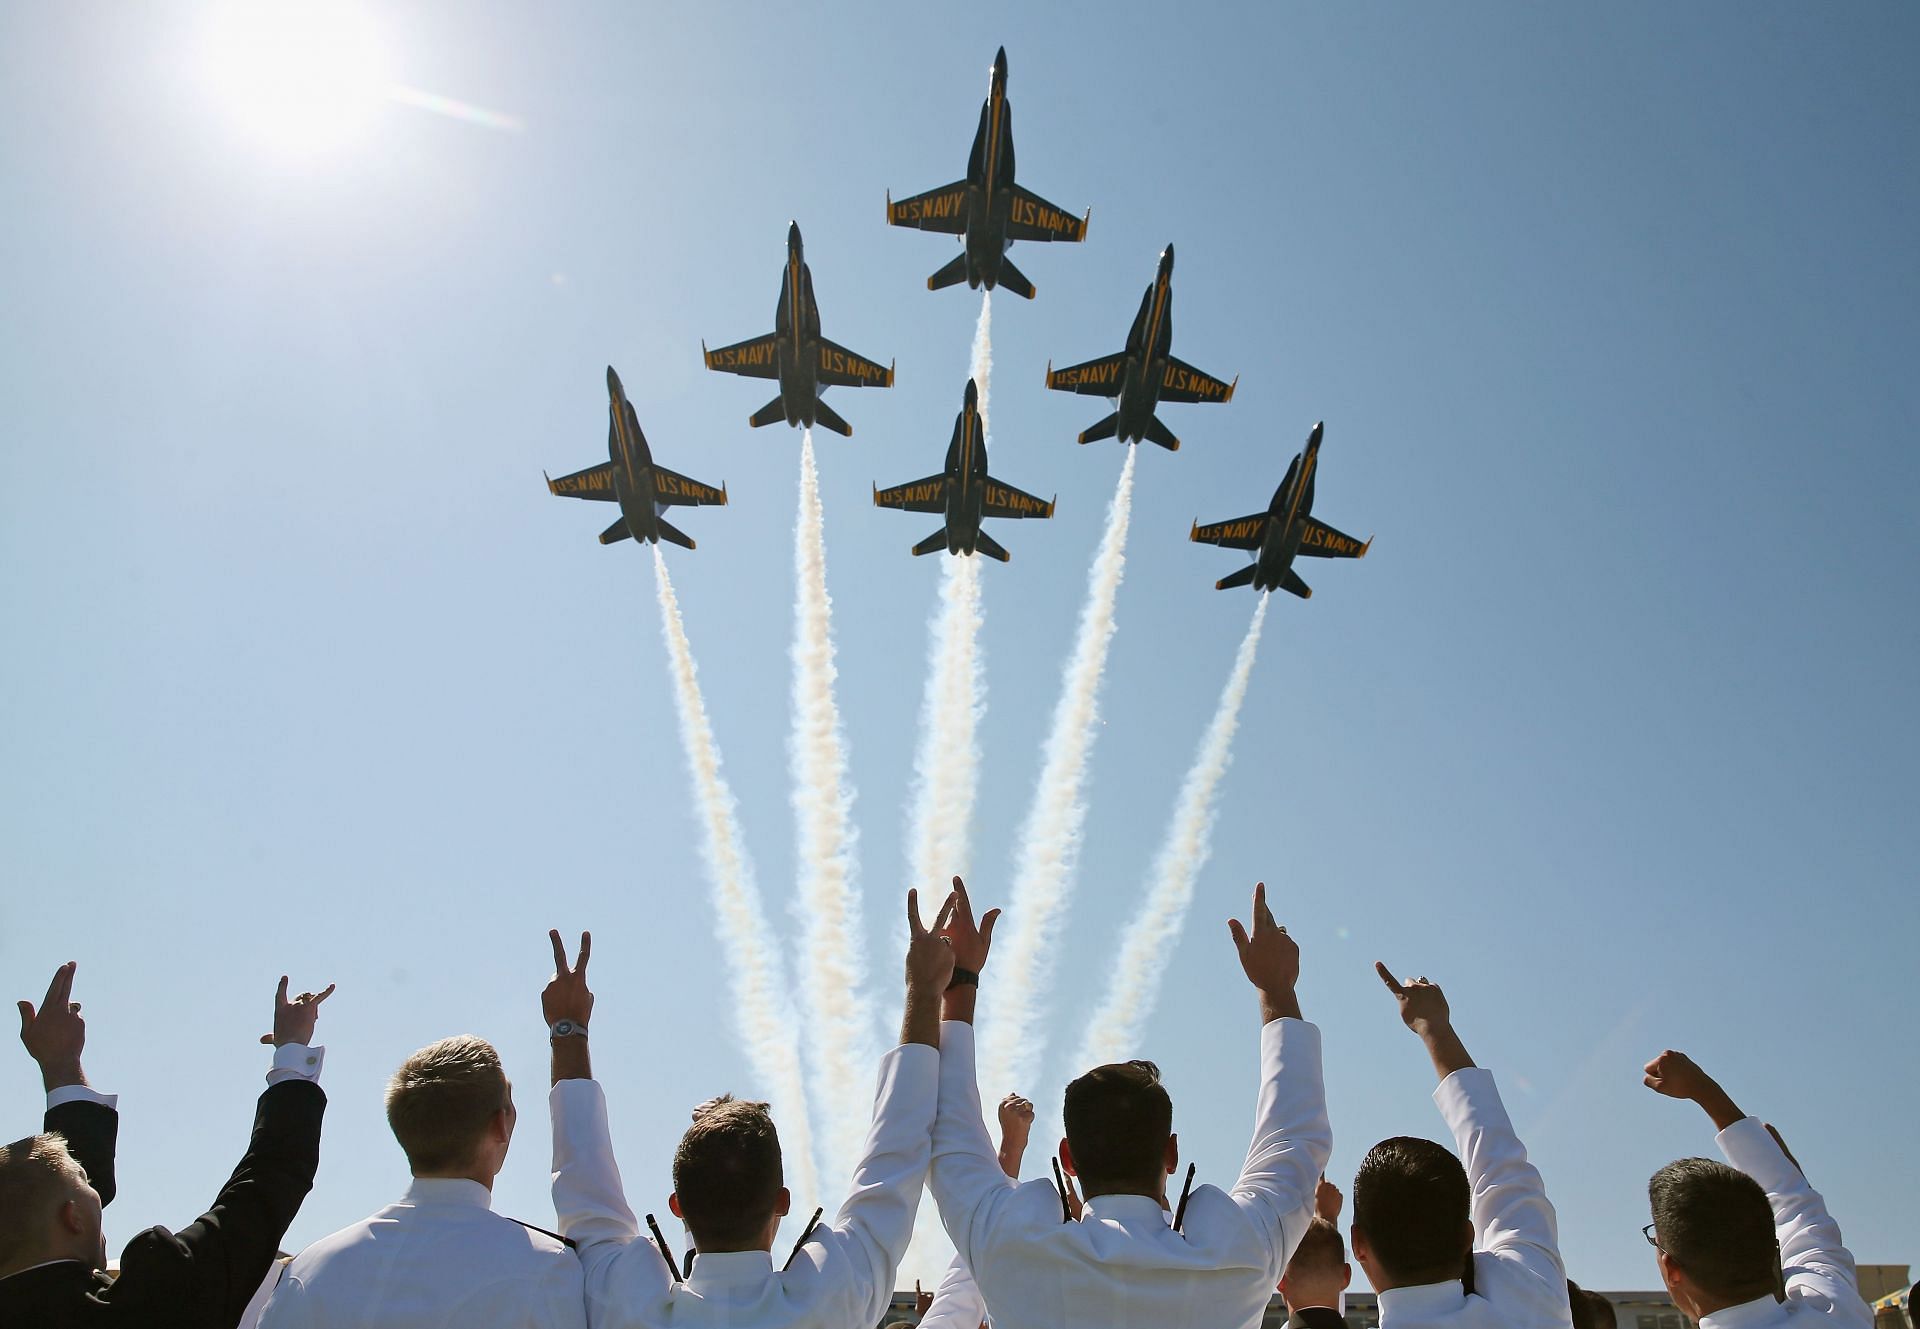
[
  {"left": 1226, "top": 883, "right": 1330, "bottom": 1264},
  {"left": 21, "top": 961, "right": 119, "bottom": 1207},
  {"left": 928, "top": 879, "right": 1021, "bottom": 1267},
  {"left": 1379, "top": 965, "right": 1564, "bottom": 1303},
  {"left": 1644, "top": 1051, "right": 1865, "bottom": 1320}
]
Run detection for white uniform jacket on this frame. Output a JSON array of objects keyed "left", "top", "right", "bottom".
[
  {"left": 259, "top": 1177, "right": 585, "bottom": 1329},
  {"left": 549, "top": 1043, "right": 937, "bottom": 1329},
  {"left": 1375, "top": 1068, "right": 1571, "bottom": 1329},
  {"left": 929, "top": 1017, "right": 1330, "bottom": 1329},
  {"left": 917, "top": 1254, "right": 987, "bottom": 1329},
  {"left": 1696, "top": 1118, "right": 1871, "bottom": 1329}
]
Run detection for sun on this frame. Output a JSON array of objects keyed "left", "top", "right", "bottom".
[{"left": 198, "top": 2, "right": 394, "bottom": 153}]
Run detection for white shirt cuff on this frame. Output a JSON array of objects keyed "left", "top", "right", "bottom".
[
  {"left": 267, "top": 1043, "right": 324, "bottom": 1084},
  {"left": 46, "top": 1085, "right": 118, "bottom": 1111}
]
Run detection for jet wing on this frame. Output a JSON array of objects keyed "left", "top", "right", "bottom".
[
  {"left": 1158, "top": 356, "right": 1237, "bottom": 405},
  {"left": 1190, "top": 513, "right": 1268, "bottom": 551},
  {"left": 703, "top": 334, "right": 780, "bottom": 379},
  {"left": 816, "top": 338, "right": 895, "bottom": 389},
  {"left": 1045, "top": 353, "right": 1127, "bottom": 397},
  {"left": 547, "top": 463, "right": 619, "bottom": 501},
  {"left": 873, "top": 474, "right": 948, "bottom": 514},
  {"left": 1295, "top": 516, "right": 1370, "bottom": 559},
  {"left": 1005, "top": 185, "right": 1089, "bottom": 243},
  {"left": 980, "top": 477, "right": 1056, "bottom": 520},
  {"left": 887, "top": 182, "right": 970, "bottom": 234},
  {"left": 652, "top": 465, "right": 728, "bottom": 508}
]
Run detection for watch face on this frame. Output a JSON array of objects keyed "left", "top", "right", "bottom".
[{"left": 553, "top": 1020, "right": 575, "bottom": 1036}]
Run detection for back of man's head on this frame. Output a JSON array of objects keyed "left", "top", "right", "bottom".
[
  {"left": 385, "top": 1036, "right": 509, "bottom": 1176},
  {"left": 1568, "top": 1280, "right": 1618, "bottom": 1329},
  {"left": 1280, "top": 1217, "right": 1351, "bottom": 1311},
  {"left": 1062, "top": 1061, "right": 1173, "bottom": 1195},
  {"left": 1647, "top": 1158, "right": 1777, "bottom": 1306},
  {"left": 1352, "top": 1136, "right": 1472, "bottom": 1288},
  {"left": 0, "top": 1133, "right": 95, "bottom": 1276},
  {"left": 673, "top": 1095, "right": 783, "bottom": 1251}
]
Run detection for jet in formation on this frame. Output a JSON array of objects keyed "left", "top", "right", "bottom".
[
  {"left": 885, "top": 47, "right": 1089, "bottom": 299},
  {"left": 703, "top": 222, "right": 895, "bottom": 437},
  {"left": 1189, "top": 421, "right": 1370, "bottom": 596},
  {"left": 546, "top": 366, "right": 729, "bottom": 549},
  {"left": 1044, "top": 244, "right": 1237, "bottom": 450},
  {"left": 873, "top": 377, "right": 1055, "bottom": 561}
]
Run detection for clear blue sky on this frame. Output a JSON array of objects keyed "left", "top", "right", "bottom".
[{"left": 2, "top": 0, "right": 1915, "bottom": 1294}]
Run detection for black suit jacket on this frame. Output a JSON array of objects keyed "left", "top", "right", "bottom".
[
  {"left": 44, "top": 1098, "right": 120, "bottom": 1208},
  {"left": 1287, "top": 1307, "right": 1348, "bottom": 1329},
  {"left": 0, "top": 1078, "right": 325, "bottom": 1329}
]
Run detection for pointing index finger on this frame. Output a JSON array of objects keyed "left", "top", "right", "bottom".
[
  {"left": 907, "top": 888, "right": 926, "bottom": 938},
  {"left": 549, "top": 929, "right": 569, "bottom": 975},
  {"left": 577, "top": 932, "right": 591, "bottom": 973},
  {"left": 1374, "top": 962, "right": 1407, "bottom": 996}
]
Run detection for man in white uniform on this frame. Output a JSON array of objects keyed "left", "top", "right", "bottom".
[
  {"left": 1350, "top": 965, "right": 1571, "bottom": 1329},
  {"left": 546, "top": 891, "right": 953, "bottom": 1329},
  {"left": 929, "top": 879, "right": 1330, "bottom": 1329},
  {"left": 1641, "top": 1050, "right": 1870, "bottom": 1329},
  {"left": 260, "top": 1033, "right": 584, "bottom": 1328},
  {"left": 916, "top": 1092, "right": 1040, "bottom": 1329}
]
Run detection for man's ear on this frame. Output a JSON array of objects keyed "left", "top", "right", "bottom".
[
  {"left": 1339, "top": 1261, "right": 1353, "bottom": 1292},
  {"left": 494, "top": 1106, "right": 515, "bottom": 1144},
  {"left": 1165, "top": 1132, "right": 1179, "bottom": 1177},
  {"left": 668, "top": 1193, "right": 684, "bottom": 1220},
  {"left": 1058, "top": 1139, "right": 1077, "bottom": 1177},
  {"left": 59, "top": 1197, "right": 85, "bottom": 1235},
  {"left": 776, "top": 1186, "right": 792, "bottom": 1218}
]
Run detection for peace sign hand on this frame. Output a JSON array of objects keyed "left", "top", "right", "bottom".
[
  {"left": 905, "top": 889, "right": 958, "bottom": 994},
  {"left": 543, "top": 930, "right": 594, "bottom": 1027}
]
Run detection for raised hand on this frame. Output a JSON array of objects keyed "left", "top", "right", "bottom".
[
  {"left": 1643, "top": 1049, "right": 1744, "bottom": 1131},
  {"left": 1374, "top": 964, "right": 1451, "bottom": 1038},
  {"left": 940, "top": 876, "right": 1000, "bottom": 975},
  {"left": 261, "top": 976, "right": 336, "bottom": 1048},
  {"left": 1314, "top": 1175, "right": 1343, "bottom": 1223},
  {"left": 905, "top": 889, "right": 958, "bottom": 993},
  {"left": 997, "top": 1093, "right": 1035, "bottom": 1177},
  {"left": 1228, "top": 883, "right": 1301, "bottom": 1021},
  {"left": 543, "top": 930, "right": 595, "bottom": 1027},
  {"left": 18, "top": 962, "right": 87, "bottom": 1090}
]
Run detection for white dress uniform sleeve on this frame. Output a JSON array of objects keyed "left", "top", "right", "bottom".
[
  {"left": 1717, "top": 1118, "right": 1870, "bottom": 1326},
  {"left": 1228, "top": 1018, "right": 1332, "bottom": 1277},
  {"left": 918, "top": 1253, "right": 987, "bottom": 1329},
  {"left": 929, "top": 1021, "right": 1020, "bottom": 1272},
  {"left": 1433, "top": 1067, "right": 1572, "bottom": 1328},
  {"left": 792, "top": 1043, "right": 939, "bottom": 1329},
  {"left": 551, "top": 1076, "right": 671, "bottom": 1320}
]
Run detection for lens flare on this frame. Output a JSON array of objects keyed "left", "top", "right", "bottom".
[{"left": 199, "top": 2, "right": 393, "bottom": 152}]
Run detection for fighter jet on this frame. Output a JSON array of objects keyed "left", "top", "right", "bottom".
[
  {"left": 1189, "top": 421, "right": 1370, "bottom": 596},
  {"left": 873, "top": 377, "right": 1054, "bottom": 561},
  {"left": 546, "top": 366, "right": 728, "bottom": 549},
  {"left": 885, "top": 47, "right": 1089, "bottom": 299},
  {"left": 702, "top": 222, "right": 894, "bottom": 438}
]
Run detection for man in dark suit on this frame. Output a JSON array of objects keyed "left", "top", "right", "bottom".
[
  {"left": 16, "top": 964, "right": 120, "bottom": 1212},
  {"left": 0, "top": 967, "right": 333, "bottom": 1328}
]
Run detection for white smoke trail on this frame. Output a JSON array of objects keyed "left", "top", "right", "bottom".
[
  {"left": 906, "top": 293, "right": 993, "bottom": 892},
  {"left": 649, "top": 547, "right": 820, "bottom": 1205},
  {"left": 1073, "top": 592, "right": 1271, "bottom": 1068},
  {"left": 790, "top": 431, "right": 876, "bottom": 1183},
  {"left": 978, "top": 447, "right": 1139, "bottom": 1100}
]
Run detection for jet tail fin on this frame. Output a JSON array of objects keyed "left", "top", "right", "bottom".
[
  {"left": 1144, "top": 414, "right": 1181, "bottom": 451},
  {"left": 1280, "top": 568, "right": 1312, "bottom": 599},
  {"left": 1078, "top": 411, "right": 1120, "bottom": 445},
  {"left": 973, "top": 529, "right": 1010, "bottom": 562},
  {"left": 811, "top": 397, "right": 852, "bottom": 437},
  {"left": 1214, "top": 563, "right": 1257, "bottom": 591},
  {"left": 655, "top": 518, "right": 695, "bottom": 551},
  {"left": 927, "top": 252, "right": 970, "bottom": 291},
  {"left": 912, "top": 527, "right": 949, "bottom": 557},
  {"left": 599, "top": 517, "right": 633, "bottom": 546},
  {"left": 749, "top": 396, "right": 787, "bottom": 429},
  {"left": 995, "top": 257, "right": 1035, "bottom": 300}
]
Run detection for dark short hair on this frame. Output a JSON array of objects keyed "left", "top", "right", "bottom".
[
  {"left": 1062, "top": 1061, "right": 1172, "bottom": 1193},
  {"left": 1647, "top": 1158, "right": 1776, "bottom": 1303},
  {"left": 1352, "top": 1136, "right": 1471, "bottom": 1286},
  {"left": 1568, "top": 1280, "right": 1617, "bottom": 1329},
  {"left": 385, "top": 1037, "right": 510, "bottom": 1175},
  {"left": 1286, "top": 1216, "right": 1348, "bottom": 1278},
  {"left": 673, "top": 1095, "right": 783, "bottom": 1250}
]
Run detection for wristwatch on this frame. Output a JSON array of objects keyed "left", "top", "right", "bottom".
[{"left": 549, "top": 1019, "right": 589, "bottom": 1039}]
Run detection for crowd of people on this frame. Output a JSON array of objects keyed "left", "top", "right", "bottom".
[{"left": 0, "top": 878, "right": 1886, "bottom": 1329}]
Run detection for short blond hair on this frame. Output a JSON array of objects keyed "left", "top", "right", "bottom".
[
  {"left": 0, "top": 1133, "right": 87, "bottom": 1268},
  {"left": 385, "top": 1036, "right": 509, "bottom": 1174}
]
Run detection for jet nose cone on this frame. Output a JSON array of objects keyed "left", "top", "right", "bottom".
[
  {"left": 1160, "top": 243, "right": 1175, "bottom": 274},
  {"left": 788, "top": 220, "right": 802, "bottom": 251},
  {"left": 993, "top": 47, "right": 1008, "bottom": 79},
  {"left": 964, "top": 377, "right": 979, "bottom": 407},
  {"left": 1308, "top": 420, "right": 1324, "bottom": 446},
  {"left": 606, "top": 365, "right": 624, "bottom": 397}
]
